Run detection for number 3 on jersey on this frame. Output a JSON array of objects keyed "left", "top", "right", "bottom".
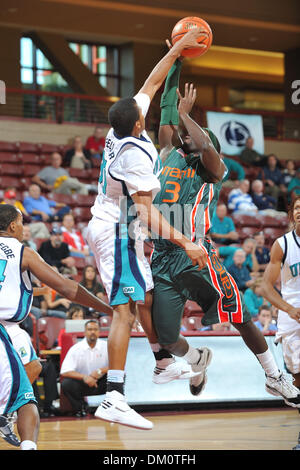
[
  {"left": 0, "top": 259, "right": 7, "bottom": 290},
  {"left": 162, "top": 181, "right": 181, "bottom": 203}
]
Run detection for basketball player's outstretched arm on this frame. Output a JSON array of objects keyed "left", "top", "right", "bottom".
[
  {"left": 177, "top": 84, "right": 225, "bottom": 182},
  {"left": 22, "top": 247, "right": 113, "bottom": 316},
  {"left": 139, "top": 27, "right": 206, "bottom": 102},
  {"left": 262, "top": 241, "right": 300, "bottom": 322}
]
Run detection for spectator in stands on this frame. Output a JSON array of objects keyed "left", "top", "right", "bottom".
[
  {"left": 85, "top": 126, "right": 106, "bottom": 160},
  {"left": 38, "top": 226, "right": 76, "bottom": 276},
  {"left": 228, "top": 179, "right": 258, "bottom": 215},
  {"left": 210, "top": 203, "right": 239, "bottom": 245},
  {"left": 253, "top": 305, "right": 278, "bottom": 333},
  {"left": 57, "top": 304, "right": 85, "bottom": 347},
  {"left": 280, "top": 159, "right": 296, "bottom": 190},
  {"left": 60, "top": 319, "right": 108, "bottom": 417},
  {"left": 1, "top": 188, "right": 31, "bottom": 222},
  {"left": 200, "top": 322, "right": 233, "bottom": 332},
  {"left": 287, "top": 167, "right": 300, "bottom": 201},
  {"left": 32, "top": 152, "right": 91, "bottom": 195},
  {"left": 22, "top": 224, "right": 37, "bottom": 250},
  {"left": 220, "top": 153, "right": 245, "bottom": 186},
  {"left": 227, "top": 249, "right": 255, "bottom": 292},
  {"left": 253, "top": 231, "right": 270, "bottom": 271},
  {"left": 23, "top": 183, "right": 70, "bottom": 223},
  {"left": 80, "top": 265, "right": 106, "bottom": 318},
  {"left": 239, "top": 137, "right": 266, "bottom": 167},
  {"left": 64, "top": 136, "right": 93, "bottom": 170},
  {"left": 258, "top": 154, "right": 283, "bottom": 205},
  {"left": 61, "top": 213, "right": 90, "bottom": 258},
  {"left": 218, "top": 237, "right": 259, "bottom": 272},
  {"left": 251, "top": 179, "right": 277, "bottom": 211},
  {"left": 243, "top": 278, "right": 267, "bottom": 318}
]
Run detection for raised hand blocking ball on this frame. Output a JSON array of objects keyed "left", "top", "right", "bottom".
[{"left": 171, "top": 17, "right": 213, "bottom": 58}]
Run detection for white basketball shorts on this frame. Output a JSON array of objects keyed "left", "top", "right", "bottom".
[{"left": 86, "top": 217, "right": 153, "bottom": 306}]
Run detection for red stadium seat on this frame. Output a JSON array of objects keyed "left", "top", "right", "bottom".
[
  {"left": 73, "top": 257, "right": 87, "bottom": 271},
  {"left": 71, "top": 193, "right": 96, "bottom": 207},
  {"left": 257, "top": 214, "right": 281, "bottom": 228},
  {"left": 23, "top": 164, "right": 43, "bottom": 177},
  {"left": 99, "top": 316, "right": 112, "bottom": 330},
  {"left": 0, "top": 163, "right": 23, "bottom": 176},
  {"left": 0, "top": 153, "right": 20, "bottom": 163},
  {"left": 73, "top": 207, "right": 92, "bottom": 222},
  {"left": 232, "top": 213, "right": 262, "bottom": 229},
  {"left": 237, "top": 226, "right": 259, "bottom": 240},
  {"left": 16, "top": 142, "right": 40, "bottom": 153},
  {"left": 264, "top": 227, "right": 285, "bottom": 245},
  {"left": 40, "top": 143, "right": 60, "bottom": 155},
  {"left": 19, "top": 177, "right": 34, "bottom": 190},
  {"left": 0, "top": 141, "right": 18, "bottom": 152},
  {"left": 37, "top": 316, "right": 65, "bottom": 352},
  {"left": 184, "top": 300, "right": 203, "bottom": 317},
  {"left": 19, "top": 153, "right": 43, "bottom": 164},
  {"left": 0, "top": 176, "right": 21, "bottom": 188},
  {"left": 52, "top": 193, "right": 75, "bottom": 207}
]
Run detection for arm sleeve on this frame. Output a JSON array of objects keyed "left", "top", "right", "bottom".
[
  {"left": 160, "top": 59, "right": 182, "bottom": 126},
  {"left": 60, "top": 348, "right": 78, "bottom": 375},
  {"left": 109, "top": 146, "right": 161, "bottom": 196}
]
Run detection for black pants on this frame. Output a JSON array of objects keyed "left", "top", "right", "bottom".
[
  {"left": 61, "top": 375, "right": 107, "bottom": 413},
  {"left": 32, "top": 359, "right": 59, "bottom": 409}
]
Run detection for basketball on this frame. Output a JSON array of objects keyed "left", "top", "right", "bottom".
[{"left": 171, "top": 16, "right": 213, "bottom": 58}]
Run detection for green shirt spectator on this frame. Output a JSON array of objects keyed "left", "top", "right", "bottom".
[
  {"left": 210, "top": 203, "right": 239, "bottom": 245},
  {"left": 223, "top": 157, "right": 245, "bottom": 181}
]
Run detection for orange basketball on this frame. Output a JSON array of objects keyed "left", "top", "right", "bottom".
[{"left": 171, "top": 16, "right": 213, "bottom": 58}]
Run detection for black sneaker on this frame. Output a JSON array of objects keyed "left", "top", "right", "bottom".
[{"left": 0, "top": 414, "right": 20, "bottom": 447}]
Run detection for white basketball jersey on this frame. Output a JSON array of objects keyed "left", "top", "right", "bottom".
[
  {"left": 0, "top": 237, "right": 33, "bottom": 324},
  {"left": 91, "top": 93, "right": 162, "bottom": 224},
  {"left": 276, "top": 230, "right": 300, "bottom": 336}
]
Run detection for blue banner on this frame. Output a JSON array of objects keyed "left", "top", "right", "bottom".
[{"left": 206, "top": 111, "right": 264, "bottom": 155}]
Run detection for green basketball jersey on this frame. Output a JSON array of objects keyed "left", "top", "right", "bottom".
[{"left": 153, "top": 147, "right": 224, "bottom": 250}]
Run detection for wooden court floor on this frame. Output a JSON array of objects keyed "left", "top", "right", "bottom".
[{"left": 1, "top": 407, "right": 299, "bottom": 451}]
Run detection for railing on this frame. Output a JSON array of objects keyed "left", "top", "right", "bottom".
[
  {"left": 2, "top": 88, "right": 300, "bottom": 141},
  {"left": 3, "top": 88, "right": 118, "bottom": 125}
]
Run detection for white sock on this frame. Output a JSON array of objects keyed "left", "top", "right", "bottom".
[
  {"left": 107, "top": 369, "right": 125, "bottom": 383},
  {"left": 182, "top": 345, "right": 201, "bottom": 365},
  {"left": 20, "top": 440, "right": 37, "bottom": 450},
  {"left": 256, "top": 349, "right": 280, "bottom": 378}
]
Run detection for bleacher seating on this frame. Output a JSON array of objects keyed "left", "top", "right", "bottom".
[{"left": 37, "top": 316, "right": 65, "bottom": 352}]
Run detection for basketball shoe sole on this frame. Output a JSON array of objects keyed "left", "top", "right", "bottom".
[
  {"left": 189, "top": 347, "right": 213, "bottom": 396},
  {"left": 265, "top": 373, "right": 300, "bottom": 408},
  {"left": 153, "top": 361, "right": 204, "bottom": 384}
]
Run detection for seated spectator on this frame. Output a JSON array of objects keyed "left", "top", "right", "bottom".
[
  {"left": 243, "top": 278, "right": 266, "bottom": 318},
  {"left": 210, "top": 203, "right": 239, "bottom": 245},
  {"left": 60, "top": 319, "right": 108, "bottom": 417},
  {"left": 287, "top": 167, "right": 300, "bottom": 201},
  {"left": 22, "top": 224, "right": 37, "bottom": 250},
  {"left": 253, "top": 305, "right": 278, "bottom": 333},
  {"left": 280, "top": 159, "right": 296, "bottom": 191},
  {"left": 239, "top": 137, "right": 266, "bottom": 167},
  {"left": 1, "top": 188, "right": 31, "bottom": 223},
  {"left": 64, "top": 136, "right": 93, "bottom": 169},
  {"left": 253, "top": 231, "right": 270, "bottom": 271},
  {"left": 32, "top": 152, "right": 93, "bottom": 195},
  {"left": 200, "top": 322, "right": 233, "bottom": 332},
  {"left": 85, "top": 126, "right": 106, "bottom": 160},
  {"left": 38, "top": 226, "right": 76, "bottom": 276},
  {"left": 218, "top": 237, "right": 259, "bottom": 272},
  {"left": 258, "top": 154, "right": 283, "bottom": 205},
  {"left": 220, "top": 153, "right": 245, "bottom": 186},
  {"left": 227, "top": 249, "right": 255, "bottom": 292},
  {"left": 251, "top": 179, "right": 276, "bottom": 211},
  {"left": 80, "top": 265, "right": 106, "bottom": 318},
  {"left": 57, "top": 304, "right": 85, "bottom": 347},
  {"left": 228, "top": 179, "right": 258, "bottom": 215},
  {"left": 61, "top": 213, "right": 90, "bottom": 258},
  {"left": 24, "top": 183, "right": 70, "bottom": 223}
]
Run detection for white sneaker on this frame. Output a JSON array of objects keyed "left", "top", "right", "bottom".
[
  {"left": 153, "top": 361, "right": 203, "bottom": 384},
  {"left": 265, "top": 372, "right": 300, "bottom": 408},
  {"left": 189, "top": 347, "right": 213, "bottom": 396},
  {"left": 94, "top": 391, "right": 153, "bottom": 430}
]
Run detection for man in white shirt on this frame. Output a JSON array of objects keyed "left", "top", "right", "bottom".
[{"left": 60, "top": 320, "right": 108, "bottom": 417}]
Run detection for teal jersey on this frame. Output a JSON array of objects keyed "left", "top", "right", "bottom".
[{"left": 153, "top": 147, "right": 225, "bottom": 250}]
